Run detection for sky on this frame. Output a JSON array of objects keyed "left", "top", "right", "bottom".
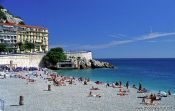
[{"left": 1, "top": 0, "right": 175, "bottom": 58}]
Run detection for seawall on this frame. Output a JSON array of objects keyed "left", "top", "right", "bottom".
[
  {"left": 65, "top": 51, "right": 92, "bottom": 60},
  {"left": 0, "top": 53, "right": 45, "bottom": 68}
]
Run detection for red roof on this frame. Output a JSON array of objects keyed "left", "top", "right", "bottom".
[{"left": 0, "top": 22, "right": 47, "bottom": 30}]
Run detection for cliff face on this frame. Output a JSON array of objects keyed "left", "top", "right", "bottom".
[
  {"left": 77, "top": 59, "right": 114, "bottom": 69},
  {"left": 0, "top": 5, "right": 23, "bottom": 24},
  {"left": 90, "top": 60, "right": 114, "bottom": 68}
]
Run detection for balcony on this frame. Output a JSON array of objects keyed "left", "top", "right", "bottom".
[
  {"left": 3, "top": 38, "right": 11, "bottom": 41},
  {"left": 35, "top": 39, "right": 41, "bottom": 43}
]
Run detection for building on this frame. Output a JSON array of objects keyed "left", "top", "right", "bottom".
[
  {"left": 57, "top": 51, "right": 93, "bottom": 69},
  {"left": 65, "top": 51, "right": 92, "bottom": 60},
  {"left": 57, "top": 60, "right": 75, "bottom": 69},
  {"left": 0, "top": 24, "right": 17, "bottom": 46},
  {"left": 0, "top": 23, "right": 48, "bottom": 52}
]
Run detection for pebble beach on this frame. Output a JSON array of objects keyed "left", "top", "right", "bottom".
[{"left": 0, "top": 71, "right": 175, "bottom": 111}]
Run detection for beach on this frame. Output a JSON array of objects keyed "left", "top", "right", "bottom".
[{"left": 0, "top": 71, "right": 175, "bottom": 111}]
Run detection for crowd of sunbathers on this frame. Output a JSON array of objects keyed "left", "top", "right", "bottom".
[{"left": 4, "top": 70, "right": 173, "bottom": 105}]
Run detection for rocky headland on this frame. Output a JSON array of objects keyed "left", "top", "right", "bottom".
[{"left": 76, "top": 59, "right": 114, "bottom": 69}]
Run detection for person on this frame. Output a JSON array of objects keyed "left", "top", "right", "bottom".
[
  {"left": 84, "top": 80, "right": 87, "bottom": 85},
  {"left": 142, "top": 97, "right": 145, "bottom": 103},
  {"left": 119, "top": 81, "right": 122, "bottom": 86},
  {"left": 115, "top": 81, "right": 119, "bottom": 86},
  {"left": 139, "top": 82, "right": 142, "bottom": 91},
  {"left": 88, "top": 91, "right": 101, "bottom": 98},
  {"left": 112, "top": 83, "right": 116, "bottom": 87},
  {"left": 168, "top": 90, "right": 171, "bottom": 95},
  {"left": 91, "top": 86, "right": 100, "bottom": 90},
  {"left": 149, "top": 93, "right": 156, "bottom": 105},
  {"left": 117, "top": 91, "right": 128, "bottom": 96},
  {"left": 69, "top": 79, "right": 73, "bottom": 84},
  {"left": 89, "top": 91, "right": 92, "bottom": 96},
  {"left": 126, "top": 81, "right": 129, "bottom": 89},
  {"left": 4, "top": 74, "right": 6, "bottom": 79},
  {"left": 133, "top": 84, "right": 137, "bottom": 89},
  {"left": 87, "top": 78, "right": 90, "bottom": 82},
  {"left": 106, "top": 83, "right": 110, "bottom": 88}
]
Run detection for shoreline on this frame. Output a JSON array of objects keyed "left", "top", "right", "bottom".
[
  {"left": 0, "top": 70, "right": 175, "bottom": 111},
  {"left": 55, "top": 69, "right": 175, "bottom": 94}
]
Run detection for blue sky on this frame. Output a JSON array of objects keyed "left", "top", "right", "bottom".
[{"left": 1, "top": 0, "right": 175, "bottom": 58}]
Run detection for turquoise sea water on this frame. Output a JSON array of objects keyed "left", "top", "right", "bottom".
[{"left": 56, "top": 58, "right": 175, "bottom": 93}]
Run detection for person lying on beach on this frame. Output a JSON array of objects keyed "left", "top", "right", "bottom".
[
  {"left": 137, "top": 88, "right": 149, "bottom": 93},
  {"left": 78, "top": 77, "right": 83, "bottom": 82},
  {"left": 119, "top": 88, "right": 129, "bottom": 93},
  {"left": 112, "top": 85, "right": 122, "bottom": 88},
  {"left": 109, "top": 83, "right": 123, "bottom": 88},
  {"left": 117, "top": 91, "right": 128, "bottom": 96},
  {"left": 53, "top": 78, "right": 66, "bottom": 86},
  {"left": 90, "top": 86, "right": 100, "bottom": 90},
  {"left": 148, "top": 94, "right": 158, "bottom": 105},
  {"left": 67, "top": 79, "right": 76, "bottom": 85},
  {"left": 88, "top": 91, "right": 101, "bottom": 98},
  {"left": 95, "top": 81, "right": 103, "bottom": 85}
]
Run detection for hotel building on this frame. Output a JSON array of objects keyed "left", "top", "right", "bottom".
[{"left": 0, "top": 23, "right": 48, "bottom": 52}]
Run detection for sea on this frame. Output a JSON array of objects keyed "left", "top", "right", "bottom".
[{"left": 56, "top": 58, "right": 175, "bottom": 93}]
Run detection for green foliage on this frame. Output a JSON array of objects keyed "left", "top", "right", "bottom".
[
  {"left": 43, "top": 47, "right": 66, "bottom": 67},
  {"left": 18, "top": 21, "right": 25, "bottom": 25},
  {"left": 16, "top": 42, "right": 25, "bottom": 51},
  {"left": 41, "top": 45, "right": 46, "bottom": 52},
  {"left": 0, "top": 43, "right": 6, "bottom": 52},
  {"left": 16, "top": 42, "right": 35, "bottom": 52},
  {"left": 5, "top": 47, "right": 13, "bottom": 53},
  {"left": 0, "top": 10, "right": 7, "bottom": 21},
  {"left": 24, "top": 42, "right": 34, "bottom": 51},
  {"left": 0, "top": 4, "right": 6, "bottom": 21}
]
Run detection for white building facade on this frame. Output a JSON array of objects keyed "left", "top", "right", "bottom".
[{"left": 65, "top": 51, "right": 92, "bottom": 60}]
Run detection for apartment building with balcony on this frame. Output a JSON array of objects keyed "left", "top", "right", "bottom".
[
  {"left": 0, "top": 24, "right": 17, "bottom": 47},
  {"left": 0, "top": 23, "right": 48, "bottom": 52}
]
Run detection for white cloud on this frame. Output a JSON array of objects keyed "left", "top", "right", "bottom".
[
  {"left": 50, "top": 31, "right": 175, "bottom": 50},
  {"left": 137, "top": 32, "right": 175, "bottom": 41},
  {"left": 108, "top": 33, "right": 126, "bottom": 39},
  {"left": 79, "top": 32, "right": 175, "bottom": 49}
]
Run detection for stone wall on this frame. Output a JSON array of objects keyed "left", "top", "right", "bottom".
[
  {"left": 65, "top": 51, "right": 92, "bottom": 60},
  {"left": 0, "top": 54, "right": 45, "bottom": 68}
]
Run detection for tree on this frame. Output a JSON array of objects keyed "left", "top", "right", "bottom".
[
  {"left": 24, "top": 42, "right": 34, "bottom": 52},
  {"left": 18, "top": 21, "right": 25, "bottom": 25},
  {"left": 16, "top": 42, "right": 25, "bottom": 52},
  {"left": 0, "top": 43, "right": 6, "bottom": 52},
  {"left": 0, "top": 10, "right": 7, "bottom": 21},
  {"left": 43, "top": 47, "right": 66, "bottom": 68},
  {"left": 41, "top": 44, "right": 46, "bottom": 52},
  {"left": 5, "top": 47, "right": 13, "bottom": 53}
]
